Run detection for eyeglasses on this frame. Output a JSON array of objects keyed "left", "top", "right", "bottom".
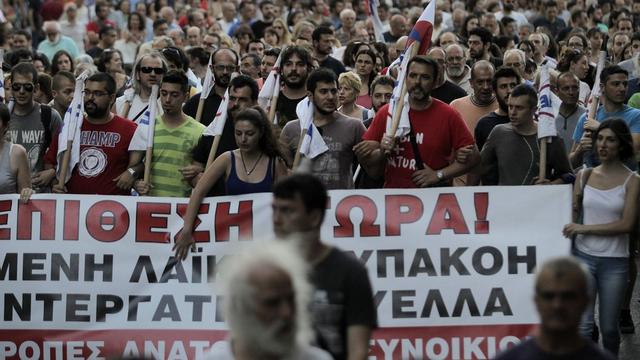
[
  {"left": 83, "top": 90, "right": 110, "bottom": 98},
  {"left": 140, "top": 67, "right": 165, "bottom": 74},
  {"left": 213, "top": 65, "right": 237, "bottom": 72},
  {"left": 12, "top": 83, "right": 34, "bottom": 92}
]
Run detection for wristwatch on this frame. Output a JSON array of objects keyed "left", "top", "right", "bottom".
[
  {"left": 127, "top": 168, "right": 136, "bottom": 176},
  {"left": 436, "top": 170, "right": 445, "bottom": 181}
]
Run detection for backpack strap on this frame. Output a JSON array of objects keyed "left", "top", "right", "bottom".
[
  {"left": 573, "top": 168, "right": 593, "bottom": 223},
  {"left": 40, "top": 104, "right": 52, "bottom": 157}
]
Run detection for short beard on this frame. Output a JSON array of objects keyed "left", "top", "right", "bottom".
[
  {"left": 447, "top": 66, "right": 464, "bottom": 78},
  {"left": 314, "top": 103, "right": 335, "bottom": 115},
  {"left": 85, "top": 103, "right": 110, "bottom": 118},
  {"left": 283, "top": 75, "right": 306, "bottom": 89},
  {"left": 497, "top": 97, "right": 508, "bottom": 112}
]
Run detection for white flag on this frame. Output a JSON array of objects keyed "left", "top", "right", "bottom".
[
  {"left": 386, "top": 43, "right": 414, "bottom": 138},
  {"left": 186, "top": 68, "right": 203, "bottom": 92},
  {"left": 56, "top": 71, "right": 90, "bottom": 183},
  {"left": 128, "top": 85, "right": 159, "bottom": 151},
  {"left": 537, "top": 65, "right": 557, "bottom": 139},
  {"left": 201, "top": 58, "right": 215, "bottom": 100},
  {"left": 368, "top": 0, "right": 386, "bottom": 43},
  {"left": 0, "top": 49, "right": 5, "bottom": 102},
  {"left": 258, "top": 52, "right": 282, "bottom": 121},
  {"left": 297, "top": 97, "right": 328, "bottom": 158},
  {"left": 204, "top": 88, "right": 229, "bottom": 136},
  {"left": 584, "top": 51, "right": 606, "bottom": 120}
]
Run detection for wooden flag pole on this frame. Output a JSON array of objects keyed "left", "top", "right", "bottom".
[
  {"left": 143, "top": 146, "right": 153, "bottom": 183},
  {"left": 206, "top": 135, "right": 222, "bottom": 168},
  {"left": 386, "top": 42, "right": 420, "bottom": 137},
  {"left": 538, "top": 139, "right": 547, "bottom": 180},
  {"left": 268, "top": 93, "right": 279, "bottom": 124},
  {"left": 195, "top": 97, "right": 206, "bottom": 123},
  {"left": 58, "top": 140, "right": 74, "bottom": 185},
  {"left": 292, "top": 128, "right": 306, "bottom": 169}
]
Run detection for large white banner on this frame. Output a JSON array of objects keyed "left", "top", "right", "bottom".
[{"left": 0, "top": 186, "right": 572, "bottom": 359}]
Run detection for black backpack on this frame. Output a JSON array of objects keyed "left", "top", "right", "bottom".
[{"left": 40, "top": 104, "right": 53, "bottom": 157}]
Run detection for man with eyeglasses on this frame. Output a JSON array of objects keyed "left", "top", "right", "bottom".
[
  {"left": 444, "top": 44, "right": 472, "bottom": 94},
  {"left": 115, "top": 52, "right": 167, "bottom": 122},
  {"left": 494, "top": 257, "right": 614, "bottom": 360},
  {"left": 8, "top": 63, "right": 63, "bottom": 191},
  {"left": 183, "top": 48, "right": 239, "bottom": 127},
  {"left": 44, "top": 72, "right": 138, "bottom": 195}
]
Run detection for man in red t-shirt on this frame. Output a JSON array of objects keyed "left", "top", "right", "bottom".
[
  {"left": 45, "top": 73, "right": 140, "bottom": 195},
  {"left": 355, "top": 55, "right": 480, "bottom": 188}
]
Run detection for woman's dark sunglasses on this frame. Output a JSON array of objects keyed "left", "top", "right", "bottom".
[{"left": 140, "top": 67, "right": 165, "bottom": 74}]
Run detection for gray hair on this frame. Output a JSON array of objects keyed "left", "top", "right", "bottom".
[
  {"left": 218, "top": 240, "right": 313, "bottom": 346},
  {"left": 503, "top": 48, "right": 526, "bottom": 64}
]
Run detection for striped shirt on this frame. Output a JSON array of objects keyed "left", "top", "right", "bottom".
[{"left": 149, "top": 115, "right": 205, "bottom": 197}]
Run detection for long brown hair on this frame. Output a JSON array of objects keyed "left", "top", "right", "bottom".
[{"left": 233, "top": 106, "right": 286, "bottom": 160}]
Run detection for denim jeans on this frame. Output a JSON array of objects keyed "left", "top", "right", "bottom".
[{"left": 573, "top": 249, "right": 629, "bottom": 355}]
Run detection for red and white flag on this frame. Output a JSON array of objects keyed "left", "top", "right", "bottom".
[{"left": 406, "top": 0, "right": 436, "bottom": 55}]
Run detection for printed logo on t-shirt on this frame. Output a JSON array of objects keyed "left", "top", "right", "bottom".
[
  {"left": 386, "top": 133, "right": 424, "bottom": 170},
  {"left": 79, "top": 147, "right": 107, "bottom": 177},
  {"left": 26, "top": 144, "right": 42, "bottom": 171}
]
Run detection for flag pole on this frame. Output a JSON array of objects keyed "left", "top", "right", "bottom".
[
  {"left": 292, "top": 127, "right": 306, "bottom": 169},
  {"left": 268, "top": 92, "right": 279, "bottom": 124},
  {"left": 195, "top": 97, "right": 206, "bottom": 123},
  {"left": 143, "top": 101, "right": 157, "bottom": 184},
  {"left": 206, "top": 135, "right": 222, "bottom": 168},
  {"left": 538, "top": 140, "right": 547, "bottom": 180},
  {"left": 58, "top": 140, "right": 74, "bottom": 185},
  {"left": 387, "top": 42, "right": 420, "bottom": 137}
]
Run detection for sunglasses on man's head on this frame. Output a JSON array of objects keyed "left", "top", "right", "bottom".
[
  {"left": 12, "top": 83, "right": 34, "bottom": 92},
  {"left": 140, "top": 67, "right": 165, "bottom": 74}
]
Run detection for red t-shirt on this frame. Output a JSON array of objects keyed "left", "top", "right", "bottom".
[
  {"left": 362, "top": 99, "right": 474, "bottom": 188},
  {"left": 86, "top": 19, "right": 117, "bottom": 33},
  {"left": 45, "top": 116, "right": 137, "bottom": 195}
]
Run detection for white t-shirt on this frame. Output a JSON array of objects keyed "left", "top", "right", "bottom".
[
  {"left": 115, "top": 91, "right": 150, "bottom": 123},
  {"left": 202, "top": 340, "right": 333, "bottom": 360}
]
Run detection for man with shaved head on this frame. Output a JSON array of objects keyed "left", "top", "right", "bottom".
[
  {"left": 495, "top": 257, "right": 614, "bottom": 359},
  {"left": 383, "top": 14, "right": 407, "bottom": 43},
  {"left": 445, "top": 44, "right": 471, "bottom": 93},
  {"left": 186, "top": 26, "right": 202, "bottom": 48}
]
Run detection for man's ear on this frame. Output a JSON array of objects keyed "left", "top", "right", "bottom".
[{"left": 310, "top": 208, "right": 324, "bottom": 229}]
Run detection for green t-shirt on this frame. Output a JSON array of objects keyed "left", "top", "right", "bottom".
[{"left": 149, "top": 115, "right": 205, "bottom": 197}]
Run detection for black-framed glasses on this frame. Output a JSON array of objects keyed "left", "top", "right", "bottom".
[
  {"left": 140, "top": 67, "right": 165, "bottom": 74},
  {"left": 83, "top": 90, "right": 110, "bottom": 98},
  {"left": 11, "top": 83, "right": 34, "bottom": 92}
]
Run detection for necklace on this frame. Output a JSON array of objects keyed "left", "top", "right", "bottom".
[{"left": 240, "top": 151, "right": 263, "bottom": 176}]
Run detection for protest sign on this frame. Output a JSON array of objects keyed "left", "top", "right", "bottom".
[{"left": 0, "top": 186, "right": 572, "bottom": 359}]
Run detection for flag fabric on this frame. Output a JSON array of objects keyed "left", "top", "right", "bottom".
[
  {"left": 297, "top": 97, "right": 328, "bottom": 159},
  {"left": 258, "top": 52, "right": 282, "bottom": 120},
  {"left": 386, "top": 43, "right": 415, "bottom": 138},
  {"left": 406, "top": 0, "right": 436, "bottom": 55},
  {"left": 200, "top": 58, "right": 215, "bottom": 100},
  {"left": 128, "top": 85, "right": 159, "bottom": 151},
  {"left": 367, "top": 0, "right": 386, "bottom": 43},
  {"left": 0, "top": 49, "right": 5, "bottom": 102},
  {"left": 204, "top": 88, "right": 229, "bottom": 136},
  {"left": 186, "top": 68, "right": 203, "bottom": 92},
  {"left": 537, "top": 65, "right": 557, "bottom": 139},
  {"left": 56, "top": 71, "right": 90, "bottom": 183},
  {"left": 584, "top": 51, "right": 606, "bottom": 120}
]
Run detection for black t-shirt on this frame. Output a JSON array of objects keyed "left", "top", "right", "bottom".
[
  {"left": 319, "top": 56, "right": 346, "bottom": 77},
  {"left": 431, "top": 81, "right": 467, "bottom": 104},
  {"left": 191, "top": 119, "right": 237, "bottom": 196},
  {"left": 383, "top": 31, "right": 401, "bottom": 43},
  {"left": 183, "top": 92, "right": 224, "bottom": 127},
  {"left": 276, "top": 93, "right": 306, "bottom": 127},
  {"left": 494, "top": 338, "right": 615, "bottom": 360},
  {"left": 86, "top": 47, "right": 105, "bottom": 59},
  {"left": 310, "top": 247, "right": 377, "bottom": 360},
  {"left": 475, "top": 111, "right": 509, "bottom": 151}
]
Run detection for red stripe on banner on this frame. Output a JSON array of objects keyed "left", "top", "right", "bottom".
[
  {"left": 539, "top": 84, "right": 551, "bottom": 91},
  {"left": 0, "top": 324, "right": 536, "bottom": 359}
]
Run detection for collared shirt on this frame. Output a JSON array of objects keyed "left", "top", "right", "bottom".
[
  {"left": 555, "top": 105, "right": 586, "bottom": 154},
  {"left": 445, "top": 65, "right": 472, "bottom": 94}
]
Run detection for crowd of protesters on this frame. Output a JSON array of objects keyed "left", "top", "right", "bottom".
[{"left": 2, "top": 0, "right": 640, "bottom": 358}]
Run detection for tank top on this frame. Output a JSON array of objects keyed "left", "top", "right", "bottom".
[
  {"left": 0, "top": 142, "right": 16, "bottom": 194},
  {"left": 575, "top": 170, "right": 634, "bottom": 258},
  {"left": 225, "top": 151, "right": 275, "bottom": 196}
]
